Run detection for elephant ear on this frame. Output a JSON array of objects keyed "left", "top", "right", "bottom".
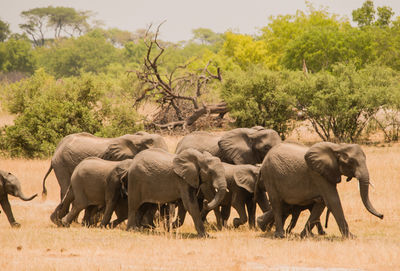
[
  {"left": 218, "top": 128, "right": 255, "bottom": 165},
  {"left": 101, "top": 138, "right": 139, "bottom": 161},
  {"left": 108, "top": 165, "right": 129, "bottom": 198},
  {"left": 173, "top": 149, "right": 202, "bottom": 188},
  {"left": 233, "top": 166, "right": 257, "bottom": 193},
  {"left": 305, "top": 142, "right": 341, "bottom": 184}
]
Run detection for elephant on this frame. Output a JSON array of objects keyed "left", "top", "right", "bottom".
[
  {"left": 173, "top": 163, "right": 270, "bottom": 229},
  {"left": 126, "top": 148, "right": 227, "bottom": 237},
  {"left": 175, "top": 127, "right": 282, "bottom": 165},
  {"left": 50, "top": 157, "right": 134, "bottom": 228},
  {"left": 0, "top": 170, "right": 37, "bottom": 227},
  {"left": 257, "top": 142, "right": 383, "bottom": 238},
  {"left": 257, "top": 200, "right": 327, "bottom": 235},
  {"left": 174, "top": 127, "right": 280, "bottom": 224},
  {"left": 42, "top": 131, "right": 168, "bottom": 201}
]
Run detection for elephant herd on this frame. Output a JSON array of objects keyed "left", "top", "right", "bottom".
[{"left": 0, "top": 128, "right": 384, "bottom": 238}]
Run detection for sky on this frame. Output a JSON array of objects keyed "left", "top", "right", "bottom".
[{"left": 1, "top": 0, "right": 399, "bottom": 42}]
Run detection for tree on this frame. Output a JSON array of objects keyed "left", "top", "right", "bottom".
[
  {"left": 352, "top": 0, "right": 375, "bottom": 27},
  {"left": 222, "top": 32, "right": 270, "bottom": 70},
  {"left": 192, "top": 28, "right": 223, "bottom": 46},
  {"left": 20, "top": 8, "right": 48, "bottom": 46},
  {"left": 221, "top": 67, "right": 296, "bottom": 137},
  {"left": 0, "top": 37, "right": 36, "bottom": 73},
  {"left": 36, "top": 30, "right": 119, "bottom": 77},
  {"left": 19, "top": 6, "right": 93, "bottom": 46},
  {"left": 352, "top": 1, "right": 394, "bottom": 27},
  {"left": 134, "top": 23, "right": 227, "bottom": 130},
  {"left": 290, "top": 63, "right": 394, "bottom": 142},
  {"left": 376, "top": 6, "right": 394, "bottom": 27},
  {"left": 0, "top": 18, "right": 11, "bottom": 42}
]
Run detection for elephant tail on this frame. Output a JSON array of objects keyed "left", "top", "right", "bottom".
[
  {"left": 325, "top": 208, "right": 330, "bottom": 228},
  {"left": 42, "top": 164, "right": 53, "bottom": 200}
]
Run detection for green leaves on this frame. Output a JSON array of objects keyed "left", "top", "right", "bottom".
[{"left": 222, "top": 67, "right": 295, "bottom": 138}]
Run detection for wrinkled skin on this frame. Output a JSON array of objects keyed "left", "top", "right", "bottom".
[
  {"left": 175, "top": 127, "right": 282, "bottom": 165},
  {"left": 174, "top": 127, "right": 280, "bottom": 226},
  {"left": 258, "top": 142, "right": 383, "bottom": 238},
  {"left": 0, "top": 170, "right": 37, "bottom": 227},
  {"left": 50, "top": 158, "right": 134, "bottom": 228},
  {"left": 126, "top": 148, "right": 227, "bottom": 237},
  {"left": 42, "top": 131, "right": 168, "bottom": 201},
  {"left": 173, "top": 163, "right": 270, "bottom": 230}
]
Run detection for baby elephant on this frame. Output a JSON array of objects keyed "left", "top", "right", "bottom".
[
  {"left": 173, "top": 163, "right": 270, "bottom": 229},
  {"left": 0, "top": 170, "right": 37, "bottom": 227},
  {"left": 50, "top": 157, "right": 132, "bottom": 228}
]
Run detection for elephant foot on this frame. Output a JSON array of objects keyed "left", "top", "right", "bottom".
[
  {"left": 256, "top": 216, "right": 267, "bottom": 232},
  {"left": 274, "top": 231, "right": 285, "bottom": 239},
  {"left": 61, "top": 218, "right": 70, "bottom": 228},
  {"left": 318, "top": 230, "right": 326, "bottom": 236},
  {"left": 233, "top": 218, "right": 244, "bottom": 228},
  {"left": 197, "top": 232, "right": 209, "bottom": 238},
  {"left": 11, "top": 222, "right": 21, "bottom": 228}
]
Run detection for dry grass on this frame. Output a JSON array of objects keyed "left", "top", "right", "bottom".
[{"left": 0, "top": 137, "right": 399, "bottom": 271}]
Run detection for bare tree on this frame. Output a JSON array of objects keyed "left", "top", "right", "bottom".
[{"left": 133, "top": 23, "right": 228, "bottom": 130}]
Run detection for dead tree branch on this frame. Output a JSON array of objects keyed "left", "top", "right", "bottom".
[{"left": 133, "top": 22, "right": 227, "bottom": 130}]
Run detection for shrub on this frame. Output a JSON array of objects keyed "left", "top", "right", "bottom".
[{"left": 221, "top": 67, "right": 296, "bottom": 138}]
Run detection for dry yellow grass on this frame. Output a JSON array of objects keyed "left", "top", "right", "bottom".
[{"left": 0, "top": 137, "right": 399, "bottom": 270}]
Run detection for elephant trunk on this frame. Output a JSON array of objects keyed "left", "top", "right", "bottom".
[
  {"left": 358, "top": 178, "right": 383, "bottom": 219},
  {"left": 16, "top": 190, "right": 38, "bottom": 201},
  {"left": 206, "top": 177, "right": 227, "bottom": 210}
]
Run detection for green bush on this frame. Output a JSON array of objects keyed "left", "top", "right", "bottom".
[
  {"left": 289, "top": 63, "right": 397, "bottom": 142},
  {"left": 0, "top": 70, "right": 143, "bottom": 157},
  {"left": 221, "top": 67, "right": 296, "bottom": 138}
]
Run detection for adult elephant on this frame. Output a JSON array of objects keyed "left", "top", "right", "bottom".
[
  {"left": 42, "top": 131, "right": 168, "bottom": 201},
  {"left": 175, "top": 127, "right": 280, "bottom": 220},
  {"left": 50, "top": 158, "right": 133, "bottom": 228},
  {"left": 175, "top": 127, "right": 282, "bottom": 165},
  {"left": 126, "top": 148, "right": 227, "bottom": 237},
  {"left": 0, "top": 170, "right": 37, "bottom": 227},
  {"left": 258, "top": 142, "right": 383, "bottom": 238},
  {"left": 173, "top": 163, "right": 268, "bottom": 229}
]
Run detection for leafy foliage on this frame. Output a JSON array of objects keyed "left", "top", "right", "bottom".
[
  {"left": 221, "top": 67, "right": 296, "bottom": 137},
  {"left": 0, "top": 70, "right": 142, "bottom": 157}
]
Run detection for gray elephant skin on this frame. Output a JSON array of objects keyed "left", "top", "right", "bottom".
[
  {"left": 42, "top": 131, "right": 168, "bottom": 200},
  {"left": 0, "top": 170, "right": 37, "bottom": 227},
  {"left": 126, "top": 148, "right": 227, "bottom": 237},
  {"left": 50, "top": 157, "right": 133, "bottom": 228},
  {"left": 174, "top": 163, "right": 269, "bottom": 229},
  {"left": 258, "top": 142, "right": 384, "bottom": 238},
  {"left": 175, "top": 127, "right": 282, "bottom": 165}
]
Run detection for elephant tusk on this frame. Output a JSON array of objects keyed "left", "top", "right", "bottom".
[{"left": 369, "top": 181, "right": 375, "bottom": 189}]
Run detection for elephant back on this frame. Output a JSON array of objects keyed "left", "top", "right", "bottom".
[{"left": 175, "top": 131, "right": 221, "bottom": 155}]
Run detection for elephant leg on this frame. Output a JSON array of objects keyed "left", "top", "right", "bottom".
[
  {"left": 50, "top": 186, "right": 74, "bottom": 225},
  {"left": 269, "top": 195, "right": 284, "bottom": 238},
  {"left": 232, "top": 197, "right": 248, "bottom": 228},
  {"left": 300, "top": 202, "right": 325, "bottom": 238},
  {"left": 286, "top": 208, "right": 301, "bottom": 234},
  {"left": 180, "top": 186, "right": 206, "bottom": 237},
  {"left": 318, "top": 182, "right": 351, "bottom": 238},
  {"left": 0, "top": 197, "right": 19, "bottom": 228},
  {"left": 110, "top": 199, "right": 128, "bottom": 228},
  {"left": 246, "top": 198, "right": 256, "bottom": 229},
  {"left": 256, "top": 210, "right": 274, "bottom": 232},
  {"left": 255, "top": 191, "right": 271, "bottom": 212},
  {"left": 61, "top": 203, "right": 84, "bottom": 227},
  {"left": 212, "top": 207, "right": 223, "bottom": 230},
  {"left": 82, "top": 206, "right": 96, "bottom": 227},
  {"left": 220, "top": 204, "right": 231, "bottom": 228},
  {"left": 160, "top": 204, "right": 172, "bottom": 231},
  {"left": 172, "top": 201, "right": 186, "bottom": 229},
  {"left": 101, "top": 193, "right": 120, "bottom": 228}
]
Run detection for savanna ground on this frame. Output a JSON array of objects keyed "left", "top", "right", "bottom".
[{"left": 0, "top": 123, "right": 399, "bottom": 270}]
